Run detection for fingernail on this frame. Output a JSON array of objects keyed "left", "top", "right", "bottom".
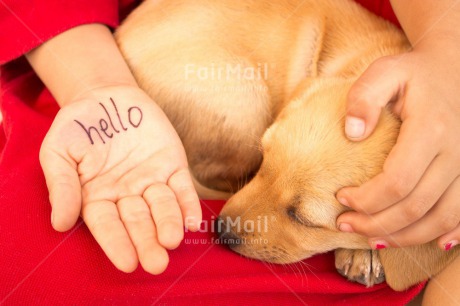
[
  {"left": 372, "top": 240, "right": 388, "bottom": 250},
  {"left": 337, "top": 197, "right": 350, "bottom": 207},
  {"left": 345, "top": 116, "right": 365, "bottom": 139},
  {"left": 444, "top": 240, "right": 458, "bottom": 251},
  {"left": 338, "top": 223, "right": 354, "bottom": 233}
]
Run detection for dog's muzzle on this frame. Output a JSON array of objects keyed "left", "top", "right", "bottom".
[{"left": 215, "top": 216, "right": 242, "bottom": 247}]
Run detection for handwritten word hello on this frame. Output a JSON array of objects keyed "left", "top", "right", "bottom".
[{"left": 74, "top": 98, "right": 143, "bottom": 145}]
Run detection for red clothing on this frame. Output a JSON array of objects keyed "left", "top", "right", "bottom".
[
  {"left": 0, "top": 0, "right": 398, "bottom": 64},
  {"left": 0, "top": 1, "right": 421, "bottom": 305}
]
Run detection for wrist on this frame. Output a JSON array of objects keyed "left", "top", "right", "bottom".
[
  {"left": 26, "top": 24, "right": 138, "bottom": 107},
  {"left": 66, "top": 81, "right": 140, "bottom": 106}
]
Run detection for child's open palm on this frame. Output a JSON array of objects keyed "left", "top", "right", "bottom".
[{"left": 40, "top": 85, "right": 202, "bottom": 274}]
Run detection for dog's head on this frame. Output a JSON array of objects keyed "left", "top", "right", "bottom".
[{"left": 217, "top": 77, "right": 400, "bottom": 263}]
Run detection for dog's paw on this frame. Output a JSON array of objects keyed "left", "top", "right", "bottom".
[{"left": 334, "top": 249, "right": 385, "bottom": 287}]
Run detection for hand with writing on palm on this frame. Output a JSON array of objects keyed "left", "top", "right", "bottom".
[{"left": 40, "top": 85, "right": 202, "bottom": 274}]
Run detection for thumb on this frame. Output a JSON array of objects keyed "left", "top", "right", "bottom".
[
  {"left": 345, "top": 56, "right": 406, "bottom": 141},
  {"left": 40, "top": 146, "right": 82, "bottom": 232}
]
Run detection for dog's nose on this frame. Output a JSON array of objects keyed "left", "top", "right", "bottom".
[{"left": 215, "top": 216, "right": 242, "bottom": 247}]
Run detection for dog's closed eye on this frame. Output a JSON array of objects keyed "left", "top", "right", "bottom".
[{"left": 286, "top": 205, "right": 321, "bottom": 228}]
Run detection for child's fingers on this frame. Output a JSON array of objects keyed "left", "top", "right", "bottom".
[
  {"left": 82, "top": 200, "right": 138, "bottom": 273},
  {"left": 337, "top": 117, "right": 439, "bottom": 215},
  {"left": 118, "top": 196, "right": 169, "bottom": 275},
  {"left": 439, "top": 226, "right": 460, "bottom": 252},
  {"left": 168, "top": 168, "right": 202, "bottom": 231},
  {"left": 338, "top": 154, "right": 454, "bottom": 239},
  {"left": 39, "top": 148, "right": 82, "bottom": 232},
  {"left": 436, "top": 178, "right": 460, "bottom": 251},
  {"left": 345, "top": 56, "right": 406, "bottom": 141},
  {"left": 369, "top": 176, "right": 460, "bottom": 249},
  {"left": 144, "top": 183, "right": 184, "bottom": 249}
]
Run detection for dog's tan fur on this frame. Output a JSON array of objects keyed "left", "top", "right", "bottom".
[{"left": 116, "top": 0, "right": 460, "bottom": 292}]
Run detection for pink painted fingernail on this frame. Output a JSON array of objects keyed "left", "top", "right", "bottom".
[
  {"left": 337, "top": 197, "right": 350, "bottom": 207},
  {"left": 372, "top": 240, "right": 388, "bottom": 250},
  {"left": 444, "top": 240, "right": 458, "bottom": 251},
  {"left": 345, "top": 116, "right": 365, "bottom": 139},
  {"left": 338, "top": 223, "right": 354, "bottom": 233}
]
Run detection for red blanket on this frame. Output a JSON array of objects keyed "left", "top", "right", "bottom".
[{"left": 0, "top": 1, "right": 422, "bottom": 304}]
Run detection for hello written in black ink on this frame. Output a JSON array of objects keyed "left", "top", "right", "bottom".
[{"left": 74, "top": 98, "right": 143, "bottom": 145}]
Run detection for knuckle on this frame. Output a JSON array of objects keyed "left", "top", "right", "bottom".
[
  {"left": 144, "top": 185, "right": 176, "bottom": 205},
  {"left": 175, "top": 184, "right": 195, "bottom": 196},
  {"left": 439, "top": 213, "right": 459, "bottom": 233},
  {"left": 49, "top": 180, "right": 73, "bottom": 196},
  {"left": 176, "top": 190, "right": 199, "bottom": 206},
  {"left": 156, "top": 215, "right": 182, "bottom": 228},
  {"left": 122, "top": 209, "right": 151, "bottom": 224},
  {"left": 152, "top": 194, "right": 177, "bottom": 206},
  {"left": 171, "top": 168, "right": 190, "bottom": 181},
  {"left": 135, "top": 234, "right": 157, "bottom": 250},
  {"left": 347, "top": 89, "right": 372, "bottom": 109},
  {"left": 145, "top": 182, "right": 165, "bottom": 193},
  {"left": 89, "top": 214, "right": 115, "bottom": 233},
  {"left": 386, "top": 174, "right": 413, "bottom": 199},
  {"left": 82, "top": 182, "right": 110, "bottom": 203},
  {"left": 403, "top": 198, "right": 431, "bottom": 222}
]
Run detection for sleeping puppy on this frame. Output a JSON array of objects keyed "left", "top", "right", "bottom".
[{"left": 115, "top": 0, "right": 460, "bottom": 291}]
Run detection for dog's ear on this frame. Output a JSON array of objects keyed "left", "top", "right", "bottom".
[
  {"left": 301, "top": 16, "right": 325, "bottom": 78},
  {"left": 284, "top": 15, "right": 325, "bottom": 99},
  {"left": 284, "top": 76, "right": 344, "bottom": 114}
]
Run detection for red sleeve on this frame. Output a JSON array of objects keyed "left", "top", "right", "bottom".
[{"left": 0, "top": 0, "right": 119, "bottom": 65}]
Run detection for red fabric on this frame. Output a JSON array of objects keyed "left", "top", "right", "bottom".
[
  {"left": 0, "top": 0, "right": 118, "bottom": 64},
  {"left": 354, "top": 0, "right": 400, "bottom": 27},
  {"left": 0, "top": 1, "right": 422, "bottom": 305}
]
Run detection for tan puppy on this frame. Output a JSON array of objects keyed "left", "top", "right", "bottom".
[{"left": 116, "top": 0, "right": 460, "bottom": 291}]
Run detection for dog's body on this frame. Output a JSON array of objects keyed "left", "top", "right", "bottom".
[{"left": 116, "top": 0, "right": 460, "bottom": 291}]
